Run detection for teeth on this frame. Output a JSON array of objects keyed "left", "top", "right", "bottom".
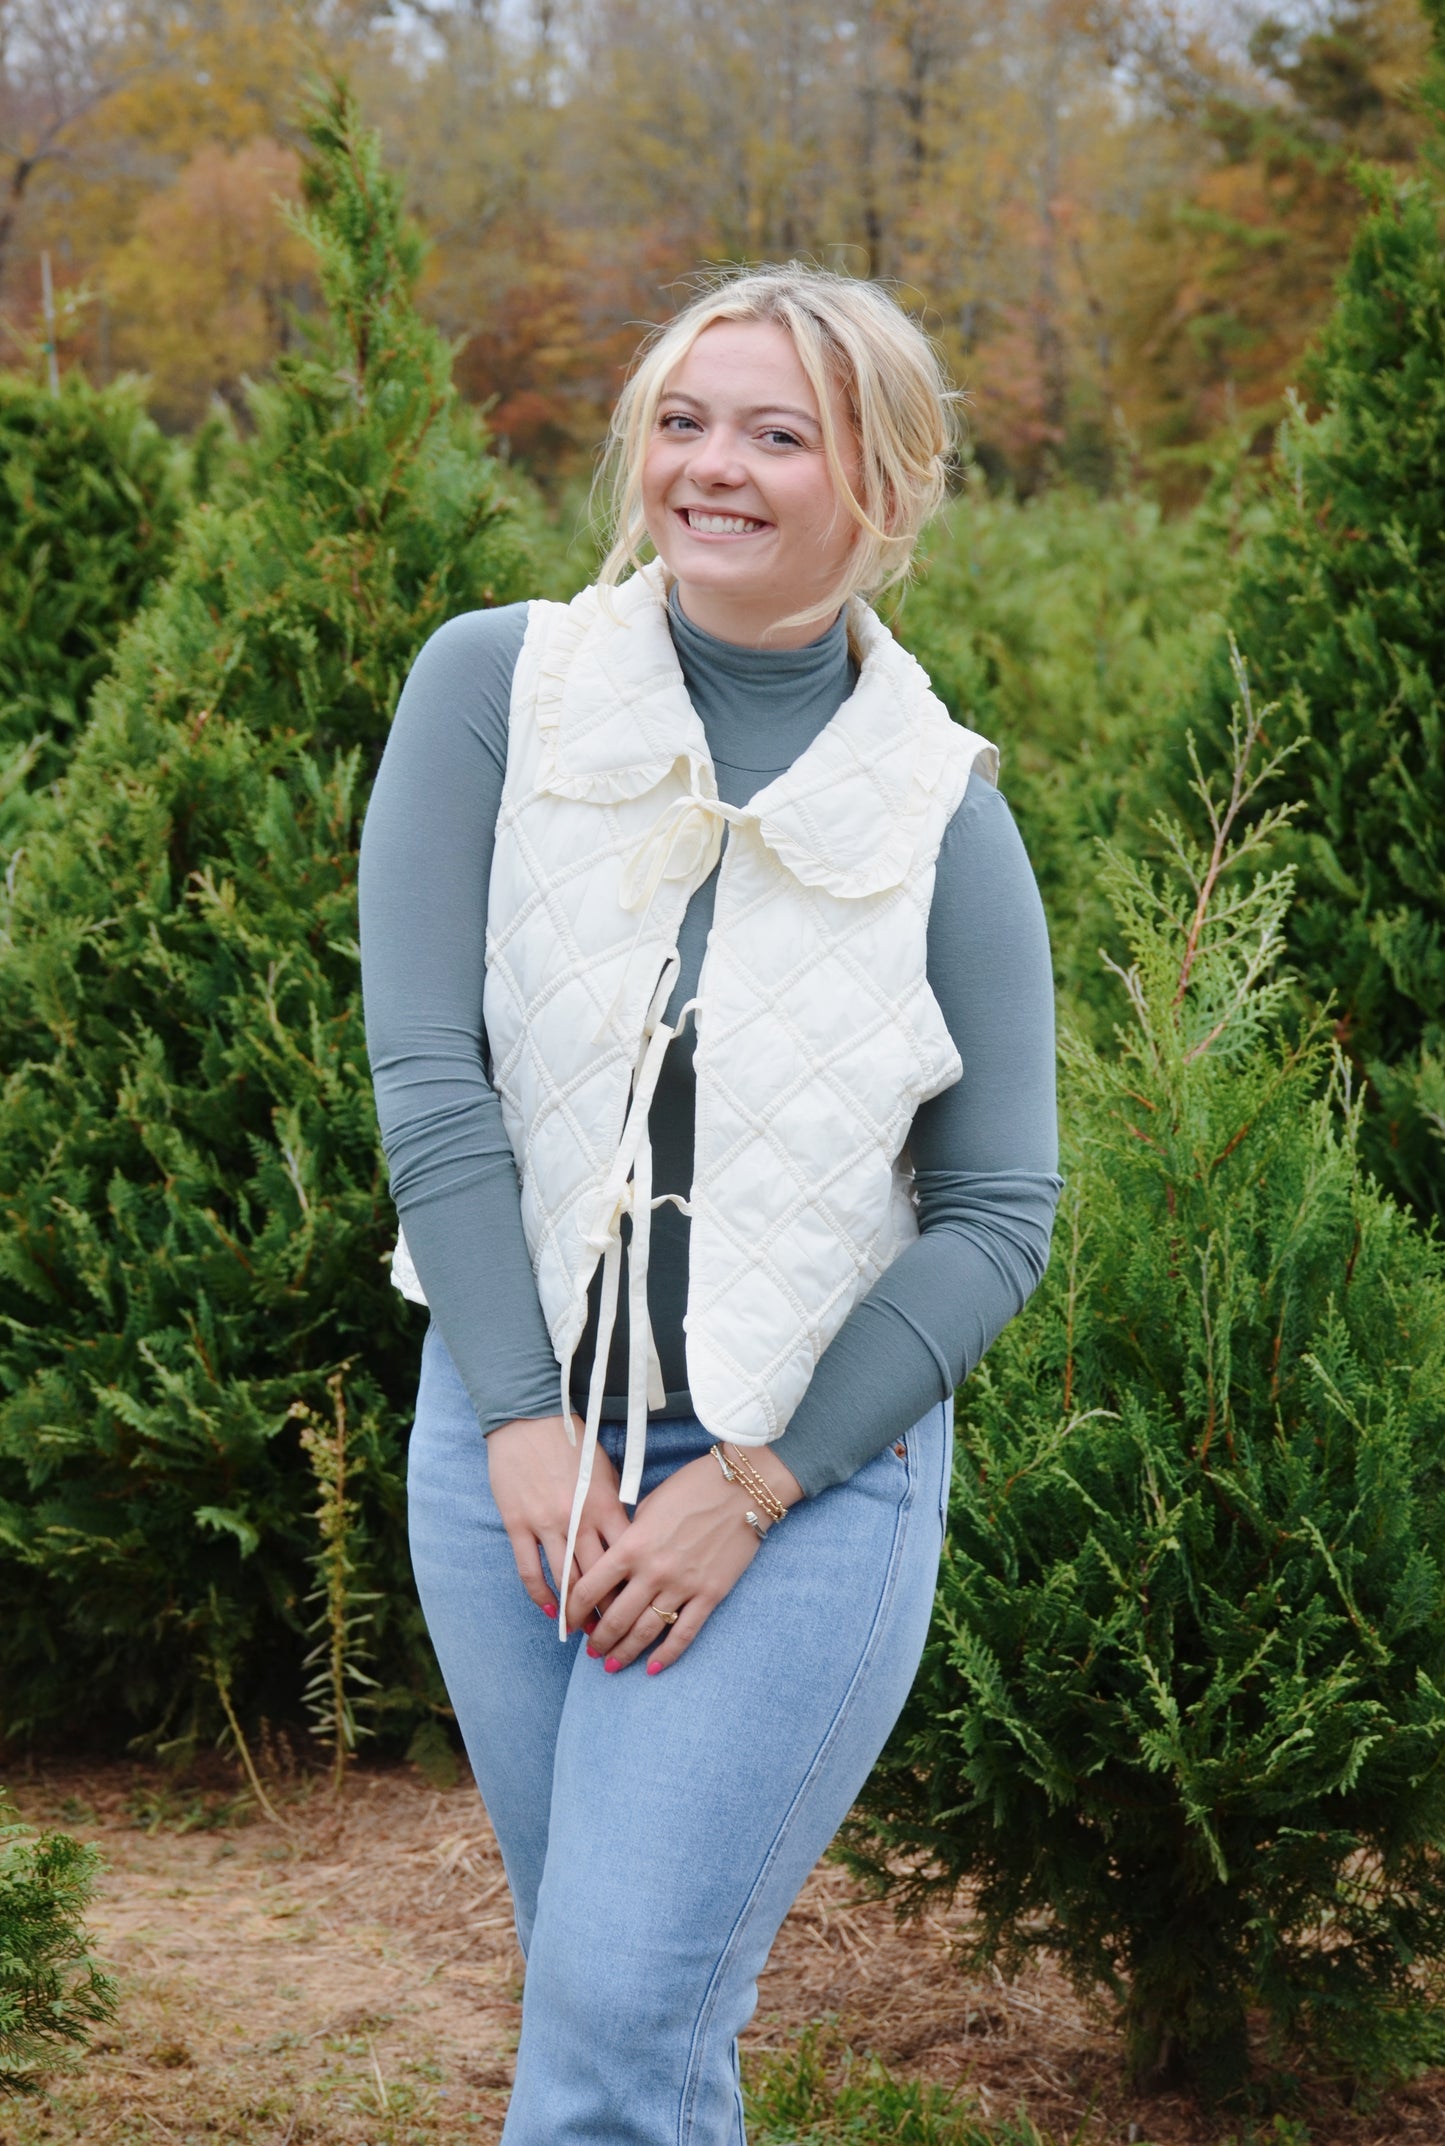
[{"left": 686, "top": 511, "right": 765, "bottom": 534}]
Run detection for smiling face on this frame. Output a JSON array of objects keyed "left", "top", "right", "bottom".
[{"left": 641, "top": 318, "right": 863, "bottom": 649}]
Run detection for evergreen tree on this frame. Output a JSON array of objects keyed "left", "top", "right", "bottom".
[
  {"left": 0, "top": 1792, "right": 116, "bottom": 2094},
  {"left": 848, "top": 667, "right": 1445, "bottom": 2109},
  {"left": 0, "top": 372, "right": 188, "bottom": 832},
  {"left": 897, "top": 472, "right": 1240, "bottom": 1045},
  {"left": 1155, "top": 7, "right": 1445, "bottom": 1224},
  {"left": 0, "top": 90, "right": 530, "bottom": 1744}
]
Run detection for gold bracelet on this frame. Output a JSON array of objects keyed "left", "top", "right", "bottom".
[
  {"left": 710, "top": 1444, "right": 787, "bottom": 1533},
  {"left": 727, "top": 1452, "right": 787, "bottom": 1524},
  {"left": 720, "top": 1443, "right": 788, "bottom": 1525}
]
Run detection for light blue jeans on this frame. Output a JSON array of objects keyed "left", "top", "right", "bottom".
[{"left": 407, "top": 1321, "right": 952, "bottom": 2146}]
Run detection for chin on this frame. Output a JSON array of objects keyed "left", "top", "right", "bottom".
[{"left": 662, "top": 551, "right": 759, "bottom": 589}]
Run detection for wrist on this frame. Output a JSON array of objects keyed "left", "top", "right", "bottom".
[
  {"left": 725, "top": 1441, "right": 803, "bottom": 1510},
  {"left": 490, "top": 1412, "right": 582, "bottom": 1441}
]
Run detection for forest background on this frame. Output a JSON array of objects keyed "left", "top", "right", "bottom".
[{"left": 1, "top": 0, "right": 1435, "bottom": 492}]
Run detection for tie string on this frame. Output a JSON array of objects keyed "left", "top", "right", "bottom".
[
  {"left": 557, "top": 963, "right": 702, "bottom": 1634},
  {"left": 558, "top": 778, "right": 743, "bottom": 1634}
]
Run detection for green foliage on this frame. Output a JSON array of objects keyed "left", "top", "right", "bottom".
[
  {"left": 896, "top": 473, "right": 1240, "bottom": 1038},
  {"left": 0, "top": 373, "right": 187, "bottom": 799},
  {"left": 744, "top": 2024, "right": 1063, "bottom": 2145},
  {"left": 0, "top": 87, "right": 531, "bottom": 1746},
  {"left": 0, "top": 1792, "right": 117, "bottom": 2095},
  {"left": 1158, "top": 165, "right": 1445, "bottom": 1224},
  {"left": 846, "top": 673, "right": 1445, "bottom": 2109},
  {"left": 293, "top": 1367, "right": 383, "bottom": 1794}
]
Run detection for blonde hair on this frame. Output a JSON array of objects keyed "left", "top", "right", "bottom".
[{"left": 594, "top": 262, "right": 959, "bottom": 637}]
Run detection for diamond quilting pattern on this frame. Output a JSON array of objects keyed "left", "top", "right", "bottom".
[{"left": 401, "top": 564, "right": 998, "bottom": 1453}]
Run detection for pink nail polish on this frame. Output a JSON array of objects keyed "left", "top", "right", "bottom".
[
  {"left": 604, "top": 1657, "right": 621, "bottom": 1674},
  {"left": 542, "top": 1603, "right": 558, "bottom": 1620},
  {"left": 647, "top": 1660, "right": 663, "bottom": 1677},
  {"left": 586, "top": 1642, "right": 601, "bottom": 1659}
]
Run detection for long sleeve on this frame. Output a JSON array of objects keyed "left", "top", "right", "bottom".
[
  {"left": 359, "top": 605, "right": 564, "bottom": 1434},
  {"left": 361, "top": 600, "right": 1060, "bottom": 1482},
  {"left": 768, "top": 776, "right": 1062, "bottom": 1497}
]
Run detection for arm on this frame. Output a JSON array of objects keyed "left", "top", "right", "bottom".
[
  {"left": 360, "top": 604, "right": 563, "bottom": 1430},
  {"left": 768, "top": 775, "right": 1062, "bottom": 1496},
  {"left": 359, "top": 607, "right": 628, "bottom": 1612}
]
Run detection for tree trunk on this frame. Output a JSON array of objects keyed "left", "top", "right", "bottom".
[
  {"left": 0, "top": 156, "right": 36, "bottom": 309},
  {"left": 1032, "top": 30, "right": 1069, "bottom": 466},
  {"left": 1125, "top": 1914, "right": 1252, "bottom": 2110},
  {"left": 857, "top": 6, "right": 889, "bottom": 278}
]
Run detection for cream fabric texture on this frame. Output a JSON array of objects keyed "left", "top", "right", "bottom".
[{"left": 391, "top": 564, "right": 997, "bottom": 1526}]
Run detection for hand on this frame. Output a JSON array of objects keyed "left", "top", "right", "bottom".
[
  {"left": 565, "top": 1444, "right": 803, "bottom": 1674},
  {"left": 486, "top": 1414, "right": 631, "bottom": 1621}
]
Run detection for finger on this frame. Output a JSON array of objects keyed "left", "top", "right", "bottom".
[
  {"left": 574, "top": 1524, "right": 609, "bottom": 1572},
  {"left": 573, "top": 1527, "right": 624, "bottom": 1621},
  {"left": 581, "top": 1452, "right": 631, "bottom": 1534},
  {"left": 540, "top": 1533, "right": 594, "bottom": 1632},
  {"left": 506, "top": 1528, "right": 557, "bottom": 1617},
  {"left": 566, "top": 1544, "right": 629, "bottom": 1629},
  {"left": 590, "top": 1578, "right": 685, "bottom": 1668},
  {"left": 540, "top": 1530, "right": 569, "bottom": 1598},
  {"left": 644, "top": 1596, "right": 711, "bottom": 1675}
]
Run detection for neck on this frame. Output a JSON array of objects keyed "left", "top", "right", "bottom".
[{"left": 672, "top": 581, "right": 842, "bottom": 651}]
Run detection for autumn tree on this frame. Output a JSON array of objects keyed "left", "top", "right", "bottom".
[
  {"left": 0, "top": 0, "right": 167, "bottom": 303},
  {"left": 1109, "top": 0, "right": 1431, "bottom": 467},
  {"left": 2, "top": 0, "right": 376, "bottom": 401},
  {"left": 105, "top": 137, "right": 314, "bottom": 427},
  {"left": 3, "top": 0, "right": 1430, "bottom": 487}
]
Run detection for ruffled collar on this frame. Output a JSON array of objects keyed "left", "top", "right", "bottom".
[{"left": 532, "top": 561, "right": 995, "bottom": 897}]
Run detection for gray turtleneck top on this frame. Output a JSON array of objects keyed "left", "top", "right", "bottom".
[{"left": 359, "top": 590, "right": 1061, "bottom": 1497}]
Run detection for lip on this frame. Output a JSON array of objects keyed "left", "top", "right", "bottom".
[{"left": 673, "top": 506, "right": 773, "bottom": 539}]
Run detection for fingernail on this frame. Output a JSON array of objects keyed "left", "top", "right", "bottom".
[
  {"left": 542, "top": 1603, "right": 558, "bottom": 1620},
  {"left": 647, "top": 1660, "right": 664, "bottom": 1677},
  {"left": 586, "top": 1642, "right": 601, "bottom": 1658},
  {"left": 604, "top": 1657, "right": 621, "bottom": 1674}
]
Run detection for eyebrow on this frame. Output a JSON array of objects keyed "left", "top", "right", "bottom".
[{"left": 659, "top": 389, "right": 820, "bottom": 427}]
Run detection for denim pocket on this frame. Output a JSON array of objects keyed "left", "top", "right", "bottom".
[{"left": 888, "top": 1407, "right": 951, "bottom": 1532}]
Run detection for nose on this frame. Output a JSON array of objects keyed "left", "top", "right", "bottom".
[{"left": 683, "top": 423, "right": 746, "bottom": 488}]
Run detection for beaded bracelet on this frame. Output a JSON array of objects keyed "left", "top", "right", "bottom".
[{"left": 710, "top": 1442, "right": 788, "bottom": 1530}]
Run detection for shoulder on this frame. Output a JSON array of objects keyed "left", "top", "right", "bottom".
[
  {"left": 402, "top": 601, "right": 532, "bottom": 706},
  {"left": 932, "top": 771, "right": 1047, "bottom": 935},
  {"left": 940, "top": 765, "right": 1024, "bottom": 863},
  {"left": 392, "top": 602, "right": 532, "bottom": 774}
]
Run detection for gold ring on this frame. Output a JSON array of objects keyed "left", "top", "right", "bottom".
[{"left": 648, "top": 1600, "right": 680, "bottom": 1625}]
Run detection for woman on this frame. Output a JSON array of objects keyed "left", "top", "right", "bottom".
[{"left": 359, "top": 264, "right": 1060, "bottom": 2144}]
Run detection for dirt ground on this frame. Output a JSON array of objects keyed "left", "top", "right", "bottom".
[{"left": 6, "top": 1759, "right": 1445, "bottom": 2146}]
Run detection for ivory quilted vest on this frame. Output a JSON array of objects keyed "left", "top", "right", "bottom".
[{"left": 392, "top": 561, "right": 997, "bottom": 1515}]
